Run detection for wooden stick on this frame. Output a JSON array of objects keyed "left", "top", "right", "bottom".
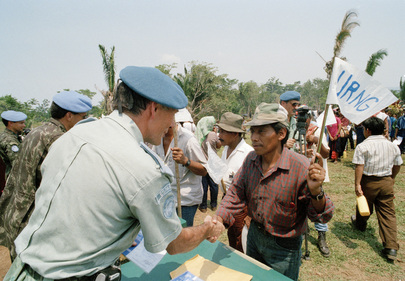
[
  {"left": 316, "top": 104, "right": 331, "bottom": 163},
  {"left": 221, "top": 179, "right": 226, "bottom": 196},
  {"left": 173, "top": 124, "right": 182, "bottom": 218}
]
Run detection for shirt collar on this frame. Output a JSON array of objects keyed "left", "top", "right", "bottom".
[
  {"left": 364, "top": 135, "right": 386, "bottom": 141},
  {"left": 106, "top": 110, "right": 144, "bottom": 143},
  {"left": 251, "top": 146, "right": 291, "bottom": 174},
  {"left": 50, "top": 118, "right": 67, "bottom": 133}
]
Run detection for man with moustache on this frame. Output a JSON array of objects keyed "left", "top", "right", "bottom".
[{"left": 217, "top": 112, "right": 253, "bottom": 252}]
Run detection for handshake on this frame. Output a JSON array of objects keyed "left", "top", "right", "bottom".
[{"left": 203, "top": 215, "right": 225, "bottom": 243}]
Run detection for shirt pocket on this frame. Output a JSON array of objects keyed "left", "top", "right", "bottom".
[{"left": 269, "top": 200, "right": 297, "bottom": 229}]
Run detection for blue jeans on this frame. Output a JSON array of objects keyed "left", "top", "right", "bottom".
[
  {"left": 200, "top": 174, "right": 218, "bottom": 209},
  {"left": 314, "top": 222, "right": 328, "bottom": 232},
  {"left": 178, "top": 205, "right": 198, "bottom": 227},
  {"left": 247, "top": 221, "right": 302, "bottom": 281}
]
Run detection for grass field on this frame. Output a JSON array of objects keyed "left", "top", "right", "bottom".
[{"left": 195, "top": 149, "right": 405, "bottom": 280}]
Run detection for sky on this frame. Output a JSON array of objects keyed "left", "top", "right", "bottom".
[{"left": 1, "top": 0, "right": 404, "bottom": 105}]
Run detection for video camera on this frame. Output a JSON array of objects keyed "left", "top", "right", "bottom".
[{"left": 296, "top": 105, "right": 310, "bottom": 130}]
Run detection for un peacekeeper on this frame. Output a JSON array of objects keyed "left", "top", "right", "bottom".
[
  {"left": 279, "top": 90, "right": 301, "bottom": 149},
  {"left": 0, "top": 91, "right": 92, "bottom": 261},
  {"left": 0, "top": 110, "right": 27, "bottom": 177},
  {"left": 4, "top": 66, "right": 224, "bottom": 281}
]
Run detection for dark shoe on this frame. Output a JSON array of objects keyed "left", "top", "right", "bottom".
[
  {"left": 382, "top": 248, "right": 397, "bottom": 261},
  {"left": 210, "top": 205, "right": 217, "bottom": 211},
  {"left": 351, "top": 215, "right": 366, "bottom": 232},
  {"left": 317, "top": 231, "right": 330, "bottom": 257},
  {"left": 199, "top": 207, "right": 207, "bottom": 213}
]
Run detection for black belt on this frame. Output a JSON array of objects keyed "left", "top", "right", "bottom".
[{"left": 24, "top": 263, "right": 108, "bottom": 281}]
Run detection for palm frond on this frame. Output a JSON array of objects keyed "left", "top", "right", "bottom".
[
  {"left": 365, "top": 49, "right": 388, "bottom": 76},
  {"left": 326, "top": 10, "right": 359, "bottom": 79},
  {"left": 98, "top": 44, "right": 116, "bottom": 92}
]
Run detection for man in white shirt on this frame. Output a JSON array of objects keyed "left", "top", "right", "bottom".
[
  {"left": 217, "top": 112, "right": 253, "bottom": 252},
  {"left": 352, "top": 117, "right": 402, "bottom": 262}
]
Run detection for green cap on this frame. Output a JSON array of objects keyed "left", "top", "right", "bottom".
[
  {"left": 245, "top": 103, "right": 289, "bottom": 127},
  {"left": 217, "top": 112, "right": 245, "bottom": 133}
]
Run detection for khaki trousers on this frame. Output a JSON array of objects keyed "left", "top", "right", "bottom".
[{"left": 355, "top": 175, "right": 399, "bottom": 250}]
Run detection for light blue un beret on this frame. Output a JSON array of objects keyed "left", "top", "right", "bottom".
[
  {"left": 280, "top": 91, "right": 301, "bottom": 102},
  {"left": 119, "top": 66, "right": 188, "bottom": 109},
  {"left": 53, "top": 91, "right": 92, "bottom": 113},
  {"left": 1, "top": 110, "right": 27, "bottom": 122}
]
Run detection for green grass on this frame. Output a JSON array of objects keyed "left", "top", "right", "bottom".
[{"left": 196, "top": 149, "right": 405, "bottom": 280}]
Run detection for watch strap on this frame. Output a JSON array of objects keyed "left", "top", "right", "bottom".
[
  {"left": 310, "top": 186, "right": 324, "bottom": 201},
  {"left": 183, "top": 159, "right": 191, "bottom": 167}
]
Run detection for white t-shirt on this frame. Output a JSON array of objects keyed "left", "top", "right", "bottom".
[{"left": 221, "top": 139, "right": 254, "bottom": 191}]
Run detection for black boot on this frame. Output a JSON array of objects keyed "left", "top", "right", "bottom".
[{"left": 318, "top": 231, "right": 330, "bottom": 257}]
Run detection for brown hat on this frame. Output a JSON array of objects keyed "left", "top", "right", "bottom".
[
  {"left": 245, "top": 103, "right": 289, "bottom": 127},
  {"left": 217, "top": 112, "right": 245, "bottom": 133}
]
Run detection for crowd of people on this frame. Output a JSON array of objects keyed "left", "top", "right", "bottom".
[{"left": 0, "top": 66, "right": 402, "bottom": 281}]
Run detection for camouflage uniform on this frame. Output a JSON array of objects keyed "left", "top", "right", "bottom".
[
  {"left": 0, "top": 118, "right": 66, "bottom": 259},
  {"left": 0, "top": 128, "right": 22, "bottom": 177}
]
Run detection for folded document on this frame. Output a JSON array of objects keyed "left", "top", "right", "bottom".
[{"left": 170, "top": 254, "right": 253, "bottom": 281}]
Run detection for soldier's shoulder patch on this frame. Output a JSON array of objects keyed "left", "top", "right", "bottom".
[{"left": 11, "top": 145, "right": 19, "bottom": 152}]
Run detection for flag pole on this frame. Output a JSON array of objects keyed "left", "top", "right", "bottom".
[
  {"left": 316, "top": 104, "right": 330, "bottom": 158},
  {"left": 173, "top": 124, "right": 182, "bottom": 218}
]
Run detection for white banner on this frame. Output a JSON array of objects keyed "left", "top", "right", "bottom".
[{"left": 326, "top": 57, "right": 398, "bottom": 125}]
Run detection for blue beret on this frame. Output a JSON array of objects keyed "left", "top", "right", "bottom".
[
  {"left": 280, "top": 91, "right": 301, "bottom": 102},
  {"left": 53, "top": 91, "right": 92, "bottom": 113},
  {"left": 1, "top": 110, "right": 27, "bottom": 122},
  {"left": 119, "top": 66, "right": 188, "bottom": 109}
]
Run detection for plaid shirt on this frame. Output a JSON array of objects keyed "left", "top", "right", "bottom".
[{"left": 217, "top": 147, "right": 334, "bottom": 238}]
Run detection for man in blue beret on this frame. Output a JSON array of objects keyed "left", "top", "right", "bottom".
[
  {"left": 279, "top": 91, "right": 301, "bottom": 150},
  {"left": 0, "top": 110, "right": 27, "bottom": 179},
  {"left": 4, "top": 66, "right": 224, "bottom": 280},
  {"left": 0, "top": 91, "right": 92, "bottom": 260}
]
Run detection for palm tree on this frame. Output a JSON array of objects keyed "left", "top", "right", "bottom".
[
  {"left": 365, "top": 49, "right": 388, "bottom": 76},
  {"left": 97, "top": 44, "right": 116, "bottom": 115},
  {"left": 400, "top": 76, "right": 405, "bottom": 102},
  {"left": 325, "top": 10, "right": 360, "bottom": 79}
]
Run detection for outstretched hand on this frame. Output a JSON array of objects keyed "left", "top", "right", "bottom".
[{"left": 204, "top": 215, "right": 225, "bottom": 243}]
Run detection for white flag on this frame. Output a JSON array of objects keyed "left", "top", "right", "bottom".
[
  {"left": 316, "top": 105, "right": 337, "bottom": 127},
  {"left": 326, "top": 57, "right": 397, "bottom": 125}
]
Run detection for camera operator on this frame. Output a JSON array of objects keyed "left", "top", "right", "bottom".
[{"left": 279, "top": 91, "right": 301, "bottom": 149}]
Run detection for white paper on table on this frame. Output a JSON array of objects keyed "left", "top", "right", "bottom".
[
  {"left": 393, "top": 136, "right": 403, "bottom": 146},
  {"left": 123, "top": 231, "right": 167, "bottom": 273}
]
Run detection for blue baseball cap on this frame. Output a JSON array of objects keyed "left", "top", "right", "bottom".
[
  {"left": 53, "top": 91, "right": 92, "bottom": 113},
  {"left": 119, "top": 66, "right": 188, "bottom": 109},
  {"left": 280, "top": 91, "right": 301, "bottom": 102},
  {"left": 1, "top": 110, "right": 27, "bottom": 122}
]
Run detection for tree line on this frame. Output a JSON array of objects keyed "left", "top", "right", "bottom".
[{"left": 1, "top": 60, "right": 403, "bottom": 129}]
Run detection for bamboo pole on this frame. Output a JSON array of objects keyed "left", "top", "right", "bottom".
[{"left": 173, "top": 124, "right": 182, "bottom": 218}]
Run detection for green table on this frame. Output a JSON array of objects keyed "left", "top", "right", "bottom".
[{"left": 121, "top": 240, "right": 291, "bottom": 280}]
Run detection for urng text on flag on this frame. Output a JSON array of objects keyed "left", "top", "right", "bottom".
[{"left": 326, "top": 57, "right": 397, "bottom": 125}]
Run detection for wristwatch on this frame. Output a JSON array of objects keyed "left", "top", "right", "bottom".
[
  {"left": 182, "top": 158, "right": 191, "bottom": 167},
  {"left": 310, "top": 186, "right": 325, "bottom": 201}
]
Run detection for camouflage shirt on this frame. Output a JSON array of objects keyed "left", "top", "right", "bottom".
[
  {"left": 0, "top": 128, "right": 22, "bottom": 177},
  {"left": 0, "top": 118, "right": 66, "bottom": 256}
]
